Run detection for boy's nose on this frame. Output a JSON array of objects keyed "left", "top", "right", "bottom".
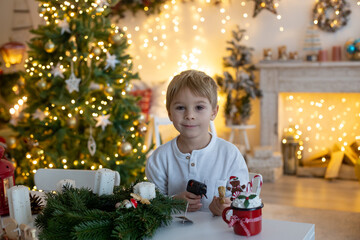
[{"left": 185, "top": 110, "right": 195, "bottom": 120}]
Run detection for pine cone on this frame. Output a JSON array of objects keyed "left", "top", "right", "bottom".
[{"left": 30, "top": 193, "right": 44, "bottom": 214}]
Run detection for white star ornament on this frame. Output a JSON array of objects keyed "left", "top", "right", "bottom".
[
  {"left": 65, "top": 73, "right": 81, "bottom": 93},
  {"left": 51, "top": 63, "right": 65, "bottom": 78},
  {"left": 105, "top": 52, "right": 120, "bottom": 70},
  {"left": 95, "top": 114, "right": 112, "bottom": 131}
]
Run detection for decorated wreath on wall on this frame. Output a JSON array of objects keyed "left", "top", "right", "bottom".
[{"left": 312, "top": 0, "right": 351, "bottom": 32}]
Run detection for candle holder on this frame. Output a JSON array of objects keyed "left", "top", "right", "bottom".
[{"left": 0, "top": 146, "right": 15, "bottom": 215}]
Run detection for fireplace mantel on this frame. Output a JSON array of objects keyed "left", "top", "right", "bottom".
[{"left": 258, "top": 61, "right": 360, "bottom": 151}]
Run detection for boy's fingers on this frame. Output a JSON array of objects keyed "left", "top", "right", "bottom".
[
  {"left": 187, "top": 198, "right": 201, "bottom": 205},
  {"left": 188, "top": 203, "right": 202, "bottom": 211},
  {"left": 186, "top": 191, "right": 201, "bottom": 199}
]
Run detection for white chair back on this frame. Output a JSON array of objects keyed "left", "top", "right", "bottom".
[{"left": 34, "top": 168, "right": 120, "bottom": 192}]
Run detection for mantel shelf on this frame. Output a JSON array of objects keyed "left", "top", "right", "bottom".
[{"left": 258, "top": 60, "right": 360, "bottom": 68}]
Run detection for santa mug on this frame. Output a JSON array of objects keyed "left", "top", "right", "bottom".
[{"left": 222, "top": 203, "right": 263, "bottom": 236}]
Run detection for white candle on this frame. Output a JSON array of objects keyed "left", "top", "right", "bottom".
[
  {"left": 8, "top": 185, "right": 32, "bottom": 225},
  {"left": 93, "top": 169, "right": 115, "bottom": 195},
  {"left": 133, "top": 182, "right": 156, "bottom": 200},
  {"left": 56, "top": 179, "right": 76, "bottom": 192}
]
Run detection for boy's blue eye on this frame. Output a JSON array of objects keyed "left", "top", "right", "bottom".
[
  {"left": 175, "top": 106, "right": 185, "bottom": 110},
  {"left": 196, "top": 105, "right": 204, "bottom": 111}
]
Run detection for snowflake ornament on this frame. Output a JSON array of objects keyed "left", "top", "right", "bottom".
[
  {"left": 104, "top": 52, "right": 120, "bottom": 70},
  {"left": 51, "top": 63, "right": 65, "bottom": 78},
  {"left": 95, "top": 114, "right": 112, "bottom": 131},
  {"left": 59, "top": 18, "right": 71, "bottom": 35},
  {"left": 32, "top": 108, "right": 46, "bottom": 121},
  {"left": 65, "top": 72, "right": 81, "bottom": 93}
]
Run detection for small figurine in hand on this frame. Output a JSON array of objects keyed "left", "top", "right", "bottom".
[{"left": 218, "top": 186, "right": 226, "bottom": 204}]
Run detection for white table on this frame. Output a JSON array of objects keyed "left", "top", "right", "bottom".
[
  {"left": 153, "top": 211, "right": 315, "bottom": 240},
  {"left": 228, "top": 124, "right": 256, "bottom": 152}
]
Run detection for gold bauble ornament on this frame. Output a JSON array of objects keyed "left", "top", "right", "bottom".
[
  {"left": 67, "top": 117, "right": 77, "bottom": 128},
  {"left": 37, "top": 79, "right": 47, "bottom": 89},
  {"left": 354, "top": 52, "right": 360, "bottom": 60},
  {"left": 39, "top": 7, "right": 46, "bottom": 14},
  {"left": 119, "top": 141, "right": 133, "bottom": 156},
  {"left": 105, "top": 85, "right": 114, "bottom": 96},
  {"left": 93, "top": 47, "right": 102, "bottom": 56},
  {"left": 138, "top": 123, "right": 147, "bottom": 134},
  {"left": 8, "top": 136, "right": 17, "bottom": 149},
  {"left": 44, "top": 40, "right": 56, "bottom": 53},
  {"left": 109, "top": 33, "right": 122, "bottom": 45},
  {"left": 31, "top": 147, "right": 43, "bottom": 157}
]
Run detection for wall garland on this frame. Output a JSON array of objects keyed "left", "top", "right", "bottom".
[{"left": 312, "top": 0, "right": 351, "bottom": 32}]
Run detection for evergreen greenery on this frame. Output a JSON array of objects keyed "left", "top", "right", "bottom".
[
  {"left": 8, "top": 0, "right": 150, "bottom": 187},
  {"left": 35, "top": 185, "right": 186, "bottom": 240},
  {"left": 216, "top": 25, "right": 262, "bottom": 125}
]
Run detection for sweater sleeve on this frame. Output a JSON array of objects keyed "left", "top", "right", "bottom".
[{"left": 145, "top": 149, "right": 168, "bottom": 195}]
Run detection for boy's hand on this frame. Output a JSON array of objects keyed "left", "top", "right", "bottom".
[
  {"left": 209, "top": 196, "right": 231, "bottom": 216},
  {"left": 173, "top": 191, "right": 202, "bottom": 212}
]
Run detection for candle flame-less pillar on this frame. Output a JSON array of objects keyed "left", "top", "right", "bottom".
[
  {"left": 93, "top": 169, "right": 115, "bottom": 196},
  {"left": 8, "top": 185, "right": 32, "bottom": 225}
]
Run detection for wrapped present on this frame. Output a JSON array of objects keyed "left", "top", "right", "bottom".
[{"left": 130, "top": 89, "right": 152, "bottom": 120}]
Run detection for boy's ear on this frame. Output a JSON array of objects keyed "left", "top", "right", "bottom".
[{"left": 210, "top": 105, "right": 219, "bottom": 121}]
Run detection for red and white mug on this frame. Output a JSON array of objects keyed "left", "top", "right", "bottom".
[{"left": 222, "top": 203, "right": 264, "bottom": 236}]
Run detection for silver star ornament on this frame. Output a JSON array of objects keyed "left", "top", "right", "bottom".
[
  {"left": 105, "top": 52, "right": 120, "bottom": 70},
  {"left": 65, "top": 72, "right": 81, "bottom": 93},
  {"left": 51, "top": 63, "right": 65, "bottom": 78},
  {"left": 59, "top": 18, "right": 71, "bottom": 35},
  {"left": 95, "top": 114, "right": 112, "bottom": 131},
  {"left": 32, "top": 108, "right": 46, "bottom": 121}
]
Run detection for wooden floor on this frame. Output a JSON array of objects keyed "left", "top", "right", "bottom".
[{"left": 261, "top": 175, "right": 360, "bottom": 213}]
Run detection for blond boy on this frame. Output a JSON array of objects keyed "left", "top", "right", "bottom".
[{"left": 145, "top": 70, "right": 248, "bottom": 216}]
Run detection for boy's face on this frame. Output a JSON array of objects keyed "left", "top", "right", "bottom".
[{"left": 168, "top": 87, "right": 218, "bottom": 141}]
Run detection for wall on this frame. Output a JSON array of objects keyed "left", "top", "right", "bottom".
[{"left": 1, "top": 0, "right": 359, "bottom": 150}]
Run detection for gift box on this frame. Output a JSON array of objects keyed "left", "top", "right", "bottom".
[{"left": 130, "top": 89, "right": 152, "bottom": 121}]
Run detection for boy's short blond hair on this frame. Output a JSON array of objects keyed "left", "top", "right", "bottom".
[{"left": 166, "top": 70, "right": 218, "bottom": 112}]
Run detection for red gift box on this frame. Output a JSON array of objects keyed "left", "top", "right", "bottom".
[{"left": 130, "top": 89, "right": 152, "bottom": 120}]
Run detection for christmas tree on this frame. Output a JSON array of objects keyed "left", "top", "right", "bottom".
[
  {"left": 216, "top": 25, "right": 262, "bottom": 125},
  {"left": 9, "top": 0, "right": 149, "bottom": 187}
]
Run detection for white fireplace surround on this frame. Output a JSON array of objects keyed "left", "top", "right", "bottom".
[{"left": 258, "top": 61, "right": 360, "bottom": 151}]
